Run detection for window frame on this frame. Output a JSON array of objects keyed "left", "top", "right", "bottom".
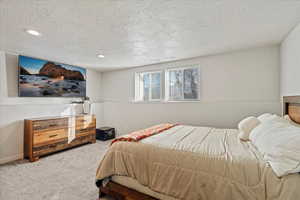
[
  {"left": 134, "top": 70, "right": 163, "bottom": 102},
  {"left": 165, "top": 66, "right": 200, "bottom": 102}
]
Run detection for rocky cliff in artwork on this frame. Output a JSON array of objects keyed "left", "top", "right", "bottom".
[
  {"left": 39, "top": 62, "right": 85, "bottom": 81},
  {"left": 20, "top": 66, "right": 31, "bottom": 75}
]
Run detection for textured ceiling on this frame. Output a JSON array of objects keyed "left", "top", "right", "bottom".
[{"left": 1, "top": 0, "right": 300, "bottom": 71}]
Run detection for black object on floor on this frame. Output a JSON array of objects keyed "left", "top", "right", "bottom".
[{"left": 96, "top": 127, "right": 115, "bottom": 141}]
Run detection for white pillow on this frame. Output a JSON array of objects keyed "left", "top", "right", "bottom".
[
  {"left": 257, "top": 113, "right": 273, "bottom": 122},
  {"left": 284, "top": 115, "right": 300, "bottom": 128},
  {"left": 284, "top": 114, "right": 291, "bottom": 121},
  {"left": 250, "top": 115, "right": 288, "bottom": 143},
  {"left": 257, "top": 113, "right": 288, "bottom": 124},
  {"left": 238, "top": 117, "right": 260, "bottom": 141},
  {"left": 267, "top": 115, "right": 289, "bottom": 124},
  {"left": 250, "top": 120, "right": 300, "bottom": 177}
]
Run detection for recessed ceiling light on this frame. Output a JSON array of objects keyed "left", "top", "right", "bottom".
[
  {"left": 97, "top": 54, "right": 105, "bottom": 58},
  {"left": 25, "top": 29, "right": 41, "bottom": 36}
]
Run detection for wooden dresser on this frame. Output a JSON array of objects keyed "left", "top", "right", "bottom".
[{"left": 24, "top": 114, "right": 96, "bottom": 162}]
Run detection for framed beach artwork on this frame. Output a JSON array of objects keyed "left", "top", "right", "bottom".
[{"left": 18, "top": 55, "right": 86, "bottom": 97}]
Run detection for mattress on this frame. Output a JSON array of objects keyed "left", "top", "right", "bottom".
[{"left": 96, "top": 125, "right": 300, "bottom": 200}]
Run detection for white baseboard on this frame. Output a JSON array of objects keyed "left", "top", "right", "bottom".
[{"left": 0, "top": 153, "right": 23, "bottom": 165}]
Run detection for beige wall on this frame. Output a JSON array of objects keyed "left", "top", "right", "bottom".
[
  {"left": 281, "top": 23, "right": 300, "bottom": 96},
  {"left": 0, "top": 52, "right": 103, "bottom": 164},
  {"left": 101, "top": 46, "right": 281, "bottom": 135}
]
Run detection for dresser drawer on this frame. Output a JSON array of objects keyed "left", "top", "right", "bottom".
[
  {"left": 34, "top": 129, "right": 68, "bottom": 146},
  {"left": 76, "top": 115, "right": 95, "bottom": 124},
  {"left": 75, "top": 121, "right": 96, "bottom": 130},
  {"left": 33, "top": 118, "right": 68, "bottom": 131},
  {"left": 33, "top": 135, "right": 95, "bottom": 157},
  {"left": 75, "top": 116, "right": 96, "bottom": 130},
  {"left": 76, "top": 127, "right": 96, "bottom": 137}
]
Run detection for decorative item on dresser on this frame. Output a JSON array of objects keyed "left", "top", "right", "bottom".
[{"left": 24, "top": 114, "right": 96, "bottom": 162}]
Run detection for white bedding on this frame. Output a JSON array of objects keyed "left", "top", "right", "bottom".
[
  {"left": 250, "top": 117, "right": 300, "bottom": 177},
  {"left": 96, "top": 125, "right": 300, "bottom": 200}
]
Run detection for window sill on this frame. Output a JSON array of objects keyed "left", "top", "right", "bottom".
[
  {"left": 131, "top": 100, "right": 201, "bottom": 104},
  {"left": 165, "top": 100, "right": 201, "bottom": 103},
  {"left": 132, "top": 100, "right": 163, "bottom": 104}
]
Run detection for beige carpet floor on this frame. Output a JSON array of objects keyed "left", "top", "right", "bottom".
[{"left": 0, "top": 140, "right": 114, "bottom": 200}]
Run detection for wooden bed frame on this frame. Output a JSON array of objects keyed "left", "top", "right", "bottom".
[
  {"left": 98, "top": 96, "right": 300, "bottom": 200},
  {"left": 99, "top": 181, "right": 157, "bottom": 200},
  {"left": 283, "top": 96, "right": 300, "bottom": 123}
]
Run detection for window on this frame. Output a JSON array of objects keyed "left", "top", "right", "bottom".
[
  {"left": 135, "top": 71, "right": 162, "bottom": 101},
  {"left": 165, "top": 67, "right": 200, "bottom": 101}
]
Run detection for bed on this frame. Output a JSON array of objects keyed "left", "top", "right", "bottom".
[{"left": 95, "top": 96, "right": 300, "bottom": 200}]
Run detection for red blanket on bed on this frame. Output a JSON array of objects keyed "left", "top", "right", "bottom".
[{"left": 111, "top": 123, "right": 178, "bottom": 145}]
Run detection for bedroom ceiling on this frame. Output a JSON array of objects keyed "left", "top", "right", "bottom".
[{"left": 1, "top": 0, "right": 300, "bottom": 71}]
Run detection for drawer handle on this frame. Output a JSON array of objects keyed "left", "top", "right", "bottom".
[
  {"left": 49, "top": 134, "right": 58, "bottom": 138},
  {"left": 79, "top": 129, "right": 88, "bottom": 133},
  {"left": 49, "top": 124, "right": 56, "bottom": 127}
]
